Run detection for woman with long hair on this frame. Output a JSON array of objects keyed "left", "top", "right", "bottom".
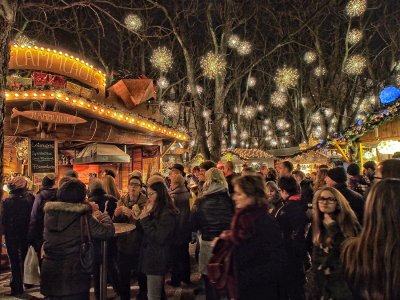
[
  {"left": 342, "top": 178, "right": 400, "bottom": 300},
  {"left": 88, "top": 178, "right": 117, "bottom": 217},
  {"left": 102, "top": 174, "right": 121, "bottom": 200},
  {"left": 137, "top": 181, "right": 179, "bottom": 300},
  {"left": 313, "top": 168, "right": 328, "bottom": 191},
  {"left": 265, "top": 181, "right": 283, "bottom": 216},
  {"left": 312, "top": 187, "right": 360, "bottom": 300}
]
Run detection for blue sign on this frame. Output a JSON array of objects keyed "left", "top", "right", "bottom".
[{"left": 379, "top": 86, "right": 400, "bottom": 105}]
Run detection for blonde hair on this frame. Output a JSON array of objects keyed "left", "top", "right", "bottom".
[
  {"left": 312, "top": 186, "right": 360, "bottom": 246},
  {"left": 102, "top": 175, "right": 121, "bottom": 199},
  {"left": 203, "top": 168, "right": 227, "bottom": 190},
  {"left": 88, "top": 178, "right": 103, "bottom": 193},
  {"left": 171, "top": 173, "right": 185, "bottom": 186}
]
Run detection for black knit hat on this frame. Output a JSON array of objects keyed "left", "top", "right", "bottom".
[
  {"left": 42, "top": 174, "right": 56, "bottom": 188},
  {"left": 327, "top": 167, "right": 347, "bottom": 183},
  {"left": 170, "top": 164, "right": 185, "bottom": 176},
  {"left": 346, "top": 163, "right": 360, "bottom": 176},
  {"left": 199, "top": 160, "right": 216, "bottom": 171}
]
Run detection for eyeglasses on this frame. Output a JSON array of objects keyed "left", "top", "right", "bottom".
[
  {"left": 129, "top": 183, "right": 141, "bottom": 187},
  {"left": 147, "top": 191, "right": 156, "bottom": 197},
  {"left": 318, "top": 197, "right": 337, "bottom": 204}
]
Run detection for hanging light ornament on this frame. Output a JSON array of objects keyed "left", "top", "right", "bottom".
[
  {"left": 228, "top": 34, "right": 241, "bottom": 48},
  {"left": 14, "top": 35, "right": 35, "bottom": 47},
  {"left": 240, "top": 130, "right": 249, "bottom": 140},
  {"left": 231, "top": 138, "right": 237, "bottom": 145},
  {"left": 274, "top": 66, "right": 299, "bottom": 89},
  {"left": 162, "top": 101, "right": 179, "bottom": 117},
  {"left": 313, "top": 126, "right": 323, "bottom": 138},
  {"left": 276, "top": 118, "right": 287, "bottom": 130},
  {"left": 237, "top": 41, "right": 252, "bottom": 56},
  {"left": 262, "top": 125, "right": 269, "bottom": 131},
  {"left": 347, "top": 29, "right": 363, "bottom": 45},
  {"left": 242, "top": 106, "right": 257, "bottom": 119},
  {"left": 247, "top": 76, "right": 257, "bottom": 87},
  {"left": 157, "top": 76, "right": 169, "bottom": 89},
  {"left": 263, "top": 119, "right": 271, "bottom": 125},
  {"left": 200, "top": 52, "right": 227, "bottom": 79},
  {"left": 257, "top": 104, "right": 264, "bottom": 111},
  {"left": 323, "top": 108, "right": 334, "bottom": 117},
  {"left": 311, "top": 111, "right": 322, "bottom": 123},
  {"left": 177, "top": 125, "right": 189, "bottom": 134},
  {"left": 186, "top": 84, "right": 203, "bottom": 95},
  {"left": 301, "top": 97, "right": 309, "bottom": 106},
  {"left": 202, "top": 110, "right": 211, "bottom": 119},
  {"left": 124, "top": 14, "right": 143, "bottom": 31},
  {"left": 150, "top": 46, "right": 173, "bottom": 72},
  {"left": 314, "top": 66, "right": 327, "bottom": 77},
  {"left": 304, "top": 51, "right": 317, "bottom": 64},
  {"left": 271, "top": 139, "right": 278, "bottom": 147},
  {"left": 345, "top": 54, "right": 367, "bottom": 75},
  {"left": 346, "top": 0, "right": 367, "bottom": 17},
  {"left": 270, "top": 91, "right": 288, "bottom": 108}
]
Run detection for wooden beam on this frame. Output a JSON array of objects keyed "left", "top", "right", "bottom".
[
  {"left": 161, "top": 140, "right": 176, "bottom": 158},
  {"left": 333, "top": 139, "right": 350, "bottom": 162}
]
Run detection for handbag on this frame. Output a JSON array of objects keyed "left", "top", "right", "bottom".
[{"left": 80, "top": 214, "right": 95, "bottom": 274}]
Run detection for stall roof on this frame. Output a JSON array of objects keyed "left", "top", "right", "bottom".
[
  {"left": 74, "top": 143, "right": 130, "bottom": 164},
  {"left": 222, "top": 148, "right": 274, "bottom": 160},
  {"left": 108, "top": 79, "right": 156, "bottom": 109}
]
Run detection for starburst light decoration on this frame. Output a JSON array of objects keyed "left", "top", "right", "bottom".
[
  {"left": 200, "top": 52, "right": 227, "bottom": 79},
  {"left": 347, "top": 29, "right": 363, "bottom": 45},
  {"left": 242, "top": 106, "right": 257, "bottom": 119},
  {"left": 276, "top": 118, "right": 287, "bottom": 130},
  {"left": 228, "top": 34, "right": 241, "bottom": 48},
  {"left": 346, "top": 0, "right": 367, "bottom": 17},
  {"left": 274, "top": 66, "right": 299, "bottom": 89},
  {"left": 263, "top": 119, "right": 271, "bottom": 125},
  {"left": 186, "top": 84, "right": 203, "bottom": 95},
  {"left": 270, "top": 91, "right": 288, "bottom": 108},
  {"left": 162, "top": 101, "right": 179, "bottom": 118},
  {"left": 323, "top": 108, "right": 334, "bottom": 117},
  {"left": 157, "top": 76, "right": 169, "bottom": 89},
  {"left": 257, "top": 105, "right": 264, "bottom": 111},
  {"left": 124, "top": 14, "right": 143, "bottom": 31},
  {"left": 202, "top": 110, "right": 211, "bottom": 119},
  {"left": 177, "top": 125, "right": 189, "bottom": 134},
  {"left": 314, "top": 66, "right": 327, "bottom": 77},
  {"left": 345, "top": 54, "right": 367, "bottom": 75},
  {"left": 237, "top": 41, "right": 252, "bottom": 56},
  {"left": 301, "top": 97, "right": 309, "bottom": 106},
  {"left": 304, "top": 51, "right": 317, "bottom": 64},
  {"left": 313, "top": 126, "right": 323, "bottom": 138},
  {"left": 270, "top": 139, "right": 278, "bottom": 147},
  {"left": 150, "top": 47, "right": 173, "bottom": 72},
  {"left": 14, "top": 35, "right": 35, "bottom": 47},
  {"left": 311, "top": 111, "right": 322, "bottom": 123},
  {"left": 240, "top": 130, "right": 249, "bottom": 140},
  {"left": 247, "top": 77, "right": 256, "bottom": 87}
]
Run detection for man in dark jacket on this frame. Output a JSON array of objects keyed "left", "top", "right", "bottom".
[
  {"left": 325, "top": 166, "right": 365, "bottom": 222},
  {"left": 276, "top": 176, "right": 307, "bottom": 300},
  {"left": 346, "top": 163, "right": 369, "bottom": 197},
  {"left": 223, "top": 161, "right": 237, "bottom": 195},
  {"left": 2, "top": 176, "right": 34, "bottom": 296}
]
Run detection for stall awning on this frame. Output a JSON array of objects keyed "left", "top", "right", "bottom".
[
  {"left": 74, "top": 143, "right": 130, "bottom": 164},
  {"left": 108, "top": 79, "right": 156, "bottom": 109}
]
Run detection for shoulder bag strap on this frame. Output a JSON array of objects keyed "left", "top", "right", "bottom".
[
  {"left": 84, "top": 214, "right": 92, "bottom": 242},
  {"left": 80, "top": 214, "right": 92, "bottom": 243}
]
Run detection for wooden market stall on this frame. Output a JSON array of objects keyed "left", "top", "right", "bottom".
[{"left": 221, "top": 148, "right": 275, "bottom": 172}]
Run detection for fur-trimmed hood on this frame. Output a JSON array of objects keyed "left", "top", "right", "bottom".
[{"left": 44, "top": 201, "right": 90, "bottom": 232}]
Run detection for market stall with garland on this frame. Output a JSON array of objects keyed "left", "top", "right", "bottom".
[{"left": 221, "top": 148, "right": 275, "bottom": 172}]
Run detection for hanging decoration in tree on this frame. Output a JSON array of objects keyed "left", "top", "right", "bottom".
[
  {"left": 202, "top": 109, "right": 211, "bottom": 119},
  {"left": 237, "top": 41, "right": 252, "bottom": 56},
  {"left": 177, "top": 125, "right": 189, "bottom": 134},
  {"left": 347, "top": 29, "right": 363, "bottom": 45},
  {"left": 314, "top": 66, "right": 327, "bottom": 77},
  {"left": 311, "top": 111, "right": 322, "bottom": 123},
  {"left": 241, "top": 106, "right": 257, "bottom": 119},
  {"left": 157, "top": 76, "right": 169, "bottom": 89},
  {"left": 257, "top": 105, "right": 264, "bottom": 111},
  {"left": 274, "top": 66, "right": 299, "bottom": 89},
  {"left": 200, "top": 52, "right": 227, "bottom": 79},
  {"left": 247, "top": 77, "right": 257, "bottom": 87},
  {"left": 379, "top": 86, "right": 400, "bottom": 105},
  {"left": 276, "top": 118, "right": 287, "bottom": 130},
  {"left": 263, "top": 119, "right": 271, "bottom": 125},
  {"left": 344, "top": 54, "right": 367, "bottom": 75},
  {"left": 346, "top": 0, "right": 367, "bottom": 17},
  {"left": 124, "top": 14, "right": 143, "bottom": 31},
  {"left": 240, "top": 130, "right": 249, "bottom": 140},
  {"left": 228, "top": 34, "right": 241, "bottom": 48},
  {"left": 14, "top": 35, "right": 35, "bottom": 47},
  {"left": 301, "top": 97, "right": 309, "bottom": 106},
  {"left": 187, "top": 84, "right": 203, "bottom": 95},
  {"left": 151, "top": 47, "right": 173, "bottom": 72},
  {"left": 312, "top": 126, "right": 323, "bottom": 138},
  {"left": 270, "top": 139, "right": 278, "bottom": 147},
  {"left": 270, "top": 91, "right": 288, "bottom": 108},
  {"left": 323, "top": 107, "right": 334, "bottom": 117},
  {"left": 162, "top": 101, "right": 179, "bottom": 117},
  {"left": 304, "top": 51, "right": 317, "bottom": 64}
]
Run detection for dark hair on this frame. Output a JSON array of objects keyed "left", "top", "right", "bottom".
[
  {"left": 319, "top": 164, "right": 329, "bottom": 170},
  {"left": 148, "top": 181, "right": 178, "bottom": 217},
  {"left": 347, "top": 163, "right": 360, "bottom": 176},
  {"left": 278, "top": 176, "right": 299, "bottom": 196},
  {"left": 225, "top": 161, "right": 235, "bottom": 171},
  {"left": 267, "top": 168, "right": 278, "bottom": 182},
  {"left": 199, "top": 160, "right": 216, "bottom": 171},
  {"left": 379, "top": 159, "right": 400, "bottom": 179},
  {"left": 192, "top": 166, "right": 200, "bottom": 172},
  {"left": 57, "top": 178, "right": 87, "bottom": 203},
  {"left": 233, "top": 175, "right": 267, "bottom": 207},
  {"left": 300, "top": 179, "right": 314, "bottom": 205},
  {"left": 58, "top": 176, "right": 73, "bottom": 188},
  {"left": 104, "top": 169, "right": 116, "bottom": 178},
  {"left": 241, "top": 167, "right": 255, "bottom": 174},
  {"left": 363, "top": 161, "right": 376, "bottom": 171},
  {"left": 393, "top": 152, "right": 400, "bottom": 159},
  {"left": 64, "top": 170, "right": 78, "bottom": 178},
  {"left": 128, "top": 175, "right": 143, "bottom": 185},
  {"left": 282, "top": 161, "right": 294, "bottom": 173}
]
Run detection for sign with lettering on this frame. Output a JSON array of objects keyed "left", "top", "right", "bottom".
[
  {"left": 12, "top": 108, "right": 87, "bottom": 124},
  {"left": 8, "top": 45, "right": 105, "bottom": 96},
  {"left": 30, "top": 140, "right": 57, "bottom": 174}
]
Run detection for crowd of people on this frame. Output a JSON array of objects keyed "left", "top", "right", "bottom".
[{"left": 1, "top": 157, "right": 400, "bottom": 300}]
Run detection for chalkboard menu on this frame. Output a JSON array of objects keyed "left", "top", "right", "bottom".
[{"left": 30, "top": 140, "right": 56, "bottom": 173}]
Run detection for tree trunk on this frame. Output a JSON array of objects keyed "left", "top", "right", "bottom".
[
  {"left": 210, "top": 75, "right": 225, "bottom": 161},
  {"left": 0, "top": 1, "right": 17, "bottom": 198}
]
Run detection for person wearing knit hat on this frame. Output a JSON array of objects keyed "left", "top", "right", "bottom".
[
  {"left": 64, "top": 169, "right": 78, "bottom": 179},
  {"left": 42, "top": 174, "right": 56, "bottom": 188},
  {"left": 147, "top": 174, "right": 166, "bottom": 187},
  {"left": 131, "top": 170, "right": 143, "bottom": 181},
  {"left": 325, "top": 167, "right": 365, "bottom": 222},
  {"left": 8, "top": 176, "right": 28, "bottom": 191}
]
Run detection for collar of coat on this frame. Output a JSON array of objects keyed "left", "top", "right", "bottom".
[{"left": 44, "top": 201, "right": 91, "bottom": 213}]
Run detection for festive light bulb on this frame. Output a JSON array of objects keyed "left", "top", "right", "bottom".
[
  {"left": 150, "top": 46, "right": 173, "bottom": 72},
  {"left": 313, "top": 126, "right": 323, "bottom": 138},
  {"left": 187, "top": 84, "right": 203, "bottom": 95},
  {"left": 347, "top": 29, "right": 363, "bottom": 45},
  {"left": 202, "top": 110, "right": 211, "bottom": 119},
  {"left": 271, "top": 139, "right": 278, "bottom": 147},
  {"left": 346, "top": 0, "right": 367, "bottom": 17},
  {"left": 345, "top": 54, "right": 367, "bottom": 75},
  {"left": 274, "top": 66, "right": 299, "bottom": 89},
  {"left": 157, "top": 76, "right": 169, "bottom": 89},
  {"left": 14, "top": 35, "right": 35, "bottom": 47},
  {"left": 311, "top": 111, "right": 322, "bottom": 123},
  {"left": 247, "top": 76, "right": 256, "bottom": 87},
  {"left": 265, "top": 136, "right": 271, "bottom": 141},
  {"left": 241, "top": 106, "right": 257, "bottom": 119},
  {"left": 162, "top": 101, "right": 179, "bottom": 117},
  {"left": 240, "top": 130, "right": 249, "bottom": 140},
  {"left": 228, "top": 34, "right": 241, "bottom": 48},
  {"left": 324, "top": 108, "right": 334, "bottom": 117},
  {"left": 270, "top": 91, "right": 288, "bottom": 108},
  {"left": 262, "top": 125, "right": 269, "bottom": 131},
  {"left": 314, "top": 66, "right": 327, "bottom": 77},
  {"left": 237, "top": 41, "right": 252, "bottom": 56},
  {"left": 301, "top": 97, "right": 309, "bottom": 106},
  {"left": 124, "top": 14, "right": 143, "bottom": 31},
  {"left": 263, "top": 119, "right": 271, "bottom": 125},
  {"left": 231, "top": 139, "right": 237, "bottom": 145},
  {"left": 276, "top": 118, "right": 287, "bottom": 130},
  {"left": 257, "top": 105, "right": 264, "bottom": 111},
  {"left": 200, "top": 52, "right": 227, "bottom": 79},
  {"left": 304, "top": 51, "right": 317, "bottom": 64}
]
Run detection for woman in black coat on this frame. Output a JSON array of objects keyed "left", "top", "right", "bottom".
[{"left": 137, "top": 181, "right": 179, "bottom": 300}]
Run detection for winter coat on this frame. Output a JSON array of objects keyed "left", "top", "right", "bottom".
[
  {"left": 139, "top": 208, "right": 178, "bottom": 275},
  {"left": 88, "top": 188, "right": 118, "bottom": 218},
  {"left": 191, "top": 190, "right": 235, "bottom": 241},
  {"left": 312, "top": 222, "right": 354, "bottom": 300},
  {"left": 113, "top": 192, "right": 147, "bottom": 255},
  {"left": 232, "top": 205, "right": 288, "bottom": 300},
  {"left": 334, "top": 183, "right": 364, "bottom": 223},
  {"left": 348, "top": 175, "right": 369, "bottom": 197},
  {"left": 225, "top": 173, "right": 238, "bottom": 195},
  {"left": 2, "top": 189, "right": 34, "bottom": 240},
  {"left": 40, "top": 201, "right": 114, "bottom": 297},
  {"left": 169, "top": 185, "right": 191, "bottom": 244},
  {"left": 28, "top": 187, "right": 57, "bottom": 251}
]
